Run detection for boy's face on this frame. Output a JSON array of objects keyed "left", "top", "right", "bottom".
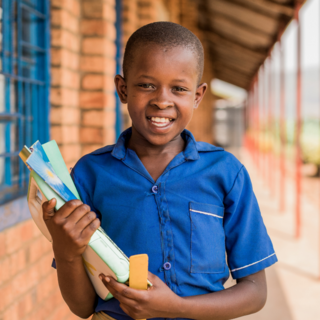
[{"left": 115, "top": 44, "right": 207, "bottom": 147}]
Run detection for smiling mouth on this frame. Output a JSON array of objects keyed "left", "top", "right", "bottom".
[{"left": 146, "top": 116, "right": 174, "bottom": 127}]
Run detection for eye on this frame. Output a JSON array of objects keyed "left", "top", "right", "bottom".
[
  {"left": 173, "top": 86, "right": 187, "bottom": 92},
  {"left": 139, "top": 83, "right": 154, "bottom": 89}
]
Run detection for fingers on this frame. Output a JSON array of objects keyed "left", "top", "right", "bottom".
[
  {"left": 42, "top": 198, "right": 56, "bottom": 221},
  {"left": 55, "top": 199, "right": 83, "bottom": 219},
  {"left": 100, "top": 275, "right": 144, "bottom": 301},
  {"left": 67, "top": 203, "right": 91, "bottom": 225},
  {"left": 81, "top": 217, "right": 101, "bottom": 241}
]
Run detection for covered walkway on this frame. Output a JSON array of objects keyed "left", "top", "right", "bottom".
[{"left": 224, "top": 148, "right": 320, "bottom": 320}]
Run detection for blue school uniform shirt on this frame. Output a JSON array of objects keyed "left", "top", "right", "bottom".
[{"left": 65, "top": 127, "right": 277, "bottom": 320}]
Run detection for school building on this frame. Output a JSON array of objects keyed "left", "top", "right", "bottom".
[{"left": 0, "top": 1, "right": 301, "bottom": 319}]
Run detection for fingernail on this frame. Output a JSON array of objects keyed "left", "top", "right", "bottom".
[
  {"left": 105, "top": 277, "right": 110, "bottom": 283},
  {"left": 99, "top": 275, "right": 103, "bottom": 280}
]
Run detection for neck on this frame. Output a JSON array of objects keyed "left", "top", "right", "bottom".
[{"left": 127, "top": 126, "right": 185, "bottom": 157}]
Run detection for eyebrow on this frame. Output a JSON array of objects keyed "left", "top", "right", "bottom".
[{"left": 138, "top": 75, "right": 187, "bottom": 83}]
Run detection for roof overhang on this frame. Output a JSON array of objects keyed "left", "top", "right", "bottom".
[{"left": 198, "top": 0, "right": 305, "bottom": 90}]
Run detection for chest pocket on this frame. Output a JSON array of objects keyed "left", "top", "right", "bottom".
[{"left": 189, "top": 201, "right": 226, "bottom": 274}]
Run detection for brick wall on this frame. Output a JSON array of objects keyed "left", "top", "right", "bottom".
[
  {"left": 51, "top": 0, "right": 82, "bottom": 170},
  {"left": 0, "top": 1, "right": 117, "bottom": 319},
  {"left": 80, "top": 0, "right": 117, "bottom": 155},
  {"left": 0, "top": 219, "right": 82, "bottom": 320},
  {"left": 51, "top": 0, "right": 117, "bottom": 168}
]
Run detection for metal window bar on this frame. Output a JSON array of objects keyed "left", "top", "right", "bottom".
[{"left": 0, "top": 0, "right": 50, "bottom": 205}]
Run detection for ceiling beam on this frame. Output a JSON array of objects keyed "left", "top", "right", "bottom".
[
  {"left": 213, "top": 58, "right": 256, "bottom": 75},
  {"left": 214, "top": 64, "right": 252, "bottom": 84},
  {"left": 209, "top": 15, "right": 273, "bottom": 50},
  {"left": 205, "top": 32, "right": 266, "bottom": 61},
  {"left": 214, "top": 71, "right": 250, "bottom": 90},
  {"left": 208, "top": 41, "right": 263, "bottom": 69},
  {"left": 232, "top": 0, "right": 294, "bottom": 17},
  {"left": 207, "top": 0, "right": 278, "bottom": 34}
]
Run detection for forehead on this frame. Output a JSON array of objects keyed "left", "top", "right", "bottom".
[{"left": 128, "top": 44, "right": 198, "bottom": 84}]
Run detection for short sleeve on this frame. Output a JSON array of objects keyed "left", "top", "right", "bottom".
[{"left": 223, "top": 166, "right": 277, "bottom": 279}]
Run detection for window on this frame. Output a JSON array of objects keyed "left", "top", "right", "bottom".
[{"left": 0, "top": 0, "right": 50, "bottom": 205}]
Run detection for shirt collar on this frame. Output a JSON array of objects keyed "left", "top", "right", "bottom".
[{"left": 111, "top": 127, "right": 200, "bottom": 161}]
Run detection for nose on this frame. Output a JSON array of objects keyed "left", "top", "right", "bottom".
[{"left": 150, "top": 87, "right": 174, "bottom": 110}]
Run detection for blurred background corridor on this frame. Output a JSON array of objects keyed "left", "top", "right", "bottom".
[{"left": 0, "top": 0, "right": 320, "bottom": 319}]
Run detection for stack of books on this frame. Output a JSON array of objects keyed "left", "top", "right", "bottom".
[{"left": 19, "top": 140, "right": 131, "bottom": 301}]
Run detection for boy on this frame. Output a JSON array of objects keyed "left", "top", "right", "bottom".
[{"left": 43, "top": 22, "right": 277, "bottom": 320}]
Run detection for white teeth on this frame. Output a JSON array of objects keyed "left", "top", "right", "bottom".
[{"left": 151, "top": 117, "right": 170, "bottom": 123}]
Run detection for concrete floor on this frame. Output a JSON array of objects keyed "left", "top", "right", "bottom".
[{"left": 226, "top": 149, "right": 320, "bottom": 320}]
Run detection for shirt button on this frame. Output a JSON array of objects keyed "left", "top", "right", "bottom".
[
  {"left": 151, "top": 185, "right": 158, "bottom": 193},
  {"left": 163, "top": 262, "right": 171, "bottom": 270}
]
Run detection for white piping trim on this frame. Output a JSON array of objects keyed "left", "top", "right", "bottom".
[
  {"left": 190, "top": 209, "right": 223, "bottom": 219},
  {"left": 231, "top": 253, "right": 276, "bottom": 272}
]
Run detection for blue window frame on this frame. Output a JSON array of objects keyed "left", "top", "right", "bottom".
[{"left": 0, "top": 0, "right": 50, "bottom": 205}]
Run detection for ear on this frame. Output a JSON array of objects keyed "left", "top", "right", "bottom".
[
  {"left": 114, "top": 75, "right": 128, "bottom": 103},
  {"left": 194, "top": 83, "right": 207, "bottom": 109}
]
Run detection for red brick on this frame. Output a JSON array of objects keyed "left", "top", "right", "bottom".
[
  {"left": 51, "top": 67, "right": 80, "bottom": 90},
  {"left": 80, "top": 56, "right": 116, "bottom": 75},
  {"left": 80, "top": 20, "right": 116, "bottom": 40},
  {"left": 31, "top": 222, "right": 42, "bottom": 238},
  {"left": 5, "top": 225, "right": 22, "bottom": 254},
  {"left": 20, "top": 220, "right": 34, "bottom": 243},
  {"left": 47, "top": 303, "right": 71, "bottom": 320},
  {"left": 28, "top": 238, "right": 45, "bottom": 264},
  {"left": 82, "top": 38, "right": 116, "bottom": 57},
  {"left": 51, "top": 107, "right": 81, "bottom": 125},
  {"left": 17, "top": 291, "right": 34, "bottom": 319},
  {"left": 104, "top": 75, "right": 115, "bottom": 93},
  {"left": 0, "top": 256, "right": 11, "bottom": 285},
  {"left": 82, "top": 110, "right": 103, "bottom": 127},
  {"left": 82, "top": 0, "right": 116, "bottom": 21},
  {"left": 60, "top": 144, "right": 81, "bottom": 163},
  {"left": 51, "top": 48, "right": 79, "bottom": 70},
  {"left": 50, "top": 88, "right": 79, "bottom": 107},
  {"left": 10, "top": 248, "right": 26, "bottom": 277},
  {"left": 103, "top": 127, "right": 116, "bottom": 145},
  {"left": 80, "top": 127, "right": 103, "bottom": 144},
  {"left": 82, "top": 144, "right": 103, "bottom": 156},
  {"left": 51, "top": 8, "right": 79, "bottom": 33},
  {"left": 104, "top": 109, "right": 116, "bottom": 126},
  {"left": 52, "top": 0, "right": 80, "bottom": 15},
  {"left": 2, "top": 301, "right": 19, "bottom": 320},
  {"left": 11, "top": 264, "right": 41, "bottom": 297},
  {"left": 79, "top": 92, "right": 115, "bottom": 109},
  {"left": 0, "top": 282, "right": 13, "bottom": 312},
  {"left": 82, "top": 74, "right": 104, "bottom": 90},
  {"left": 50, "top": 126, "right": 79, "bottom": 144},
  {"left": 51, "top": 28, "right": 80, "bottom": 52},
  {"left": 38, "top": 253, "right": 54, "bottom": 279},
  {"left": 0, "top": 232, "right": 6, "bottom": 258}
]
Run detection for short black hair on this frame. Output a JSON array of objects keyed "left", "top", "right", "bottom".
[{"left": 122, "top": 21, "right": 204, "bottom": 86}]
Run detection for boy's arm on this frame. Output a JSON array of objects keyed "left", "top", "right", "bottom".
[
  {"left": 100, "top": 269, "right": 266, "bottom": 320},
  {"left": 43, "top": 199, "right": 100, "bottom": 319}
]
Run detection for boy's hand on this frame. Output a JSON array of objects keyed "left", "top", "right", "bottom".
[
  {"left": 42, "top": 198, "right": 100, "bottom": 262},
  {"left": 99, "top": 271, "right": 184, "bottom": 319}
]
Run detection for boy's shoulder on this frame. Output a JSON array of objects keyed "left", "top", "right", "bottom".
[{"left": 195, "top": 140, "right": 244, "bottom": 179}]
